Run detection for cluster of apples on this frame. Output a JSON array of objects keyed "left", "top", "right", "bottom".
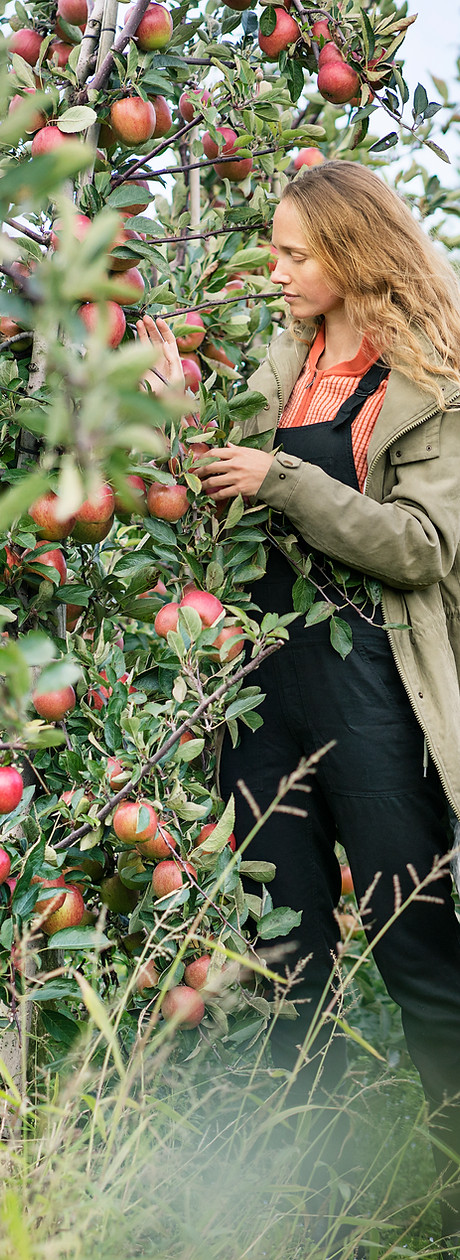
[
  {"left": 106, "top": 795, "right": 236, "bottom": 1027},
  {"left": 256, "top": 11, "right": 391, "bottom": 108},
  {"left": 154, "top": 586, "right": 244, "bottom": 662}
]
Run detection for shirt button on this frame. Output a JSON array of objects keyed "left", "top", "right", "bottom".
[
  {"left": 426, "top": 444, "right": 431, "bottom": 451},
  {"left": 279, "top": 473, "right": 286, "bottom": 480},
  {"left": 395, "top": 450, "right": 402, "bottom": 458},
  {"left": 263, "top": 402, "right": 270, "bottom": 410}
]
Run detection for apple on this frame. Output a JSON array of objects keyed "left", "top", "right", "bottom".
[
  {"left": 226, "top": 0, "right": 252, "bottom": 9},
  {"left": 136, "top": 825, "right": 177, "bottom": 860},
  {"left": 154, "top": 601, "right": 180, "bottom": 637},
  {"left": 31, "top": 126, "right": 70, "bottom": 156},
  {"left": 0, "top": 849, "right": 11, "bottom": 884},
  {"left": 32, "top": 685, "right": 76, "bottom": 721},
  {"left": 113, "top": 799, "right": 158, "bottom": 847},
  {"left": 118, "top": 179, "right": 151, "bottom": 215},
  {"left": 42, "top": 883, "right": 85, "bottom": 935},
  {"left": 161, "top": 984, "right": 205, "bottom": 1028},
  {"left": 202, "top": 126, "right": 238, "bottom": 161},
  {"left": 293, "top": 147, "right": 325, "bottom": 170},
  {"left": 341, "top": 864, "right": 354, "bottom": 896},
  {"left": 109, "top": 224, "right": 144, "bottom": 273},
  {"left": 107, "top": 756, "right": 128, "bottom": 786},
  {"left": 117, "top": 850, "right": 145, "bottom": 888},
  {"left": 183, "top": 954, "right": 211, "bottom": 989},
  {"left": 78, "top": 300, "right": 126, "bottom": 349},
  {"left": 147, "top": 481, "right": 189, "bottom": 522},
  {"left": 152, "top": 859, "right": 196, "bottom": 898},
  {"left": 213, "top": 154, "right": 253, "bottom": 182},
  {"left": 195, "top": 822, "right": 236, "bottom": 853},
  {"left": 47, "top": 41, "right": 73, "bottom": 68},
  {"left": 87, "top": 668, "right": 133, "bottom": 710},
  {"left": 71, "top": 482, "right": 115, "bottom": 544},
  {"left": 32, "top": 874, "right": 66, "bottom": 917},
  {"left": 108, "top": 269, "right": 145, "bottom": 309},
  {"left": 317, "top": 58, "right": 359, "bottom": 104},
  {"left": 57, "top": 0, "right": 88, "bottom": 24},
  {"left": 258, "top": 9, "right": 300, "bottom": 59},
  {"left": 0, "top": 316, "right": 31, "bottom": 351},
  {"left": 311, "top": 18, "right": 331, "bottom": 41},
  {"left": 175, "top": 313, "right": 206, "bottom": 353},
  {"left": 149, "top": 95, "right": 172, "bottom": 138},
  {"left": 25, "top": 542, "right": 67, "bottom": 585},
  {"left": 179, "top": 589, "right": 224, "bottom": 627},
  {"left": 136, "top": 958, "right": 159, "bottom": 994},
  {"left": 202, "top": 342, "right": 236, "bottom": 370},
  {"left": 100, "top": 874, "right": 138, "bottom": 914},
  {"left": 8, "top": 89, "right": 47, "bottom": 134},
  {"left": 318, "top": 42, "right": 342, "bottom": 68},
  {"left": 210, "top": 624, "right": 244, "bottom": 661},
  {"left": 127, "top": 2, "right": 173, "bottom": 51},
  {"left": 178, "top": 89, "right": 210, "bottom": 123},
  {"left": 180, "top": 357, "right": 202, "bottom": 392},
  {"left": 29, "top": 490, "right": 77, "bottom": 540},
  {"left": 337, "top": 910, "right": 361, "bottom": 941},
  {"left": 109, "top": 97, "right": 156, "bottom": 146},
  {"left": 113, "top": 473, "right": 147, "bottom": 514},
  {"left": 8, "top": 28, "right": 43, "bottom": 65},
  {"left": 50, "top": 212, "right": 92, "bottom": 250}
]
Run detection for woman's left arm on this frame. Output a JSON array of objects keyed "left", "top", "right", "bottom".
[{"left": 198, "top": 443, "right": 275, "bottom": 498}]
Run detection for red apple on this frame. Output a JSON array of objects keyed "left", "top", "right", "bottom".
[
  {"left": 195, "top": 822, "right": 236, "bottom": 853},
  {"left": 25, "top": 542, "right": 67, "bottom": 585},
  {"left": 147, "top": 481, "right": 189, "bottom": 522},
  {"left": 8, "top": 28, "right": 43, "bottom": 65},
  {"left": 31, "top": 126, "right": 70, "bottom": 156},
  {"left": 109, "top": 267, "right": 145, "bottom": 307},
  {"left": 178, "top": 89, "right": 210, "bottom": 122},
  {"left": 32, "top": 873, "right": 66, "bottom": 917},
  {"left": 210, "top": 624, "right": 244, "bottom": 661},
  {"left": 226, "top": 0, "right": 252, "bottom": 9},
  {"left": 179, "top": 589, "right": 224, "bottom": 628},
  {"left": 107, "top": 756, "right": 128, "bottom": 786},
  {"left": 29, "top": 491, "right": 77, "bottom": 540},
  {"left": 293, "top": 147, "right": 325, "bottom": 170},
  {"left": 109, "top": 224, "right": 144, "bottom": 273},
  {"left": 109, "top": 97, "right": 156, "bottom": 146},
  {"left": 180, "top": 357, "right": 202, "bottom": 392},
  {"left": 126, "top": 2, "right": 173, "bottom": 51},
  {"left": 78, "top": 300, "right": 126, "bottom": 349},
  {"left": 341, "top": 864, "right": 354, "bottom": 896},
  {"left": 258, "top": 9, "right": 300, "bottom": 59},
  {"left": 154, "top": 601, "right": 180, "bottom": 637},
  {"left": 175, "top": 313, "right": 206, "bottom": 352},
  {"left": 161, "top": 984, "right": 205, "bottom": 1028},
  {"left": 311, "top": 19, "right": 332, "bottom": 41},
  {"left": 50, "top": 212, "right": 92, "bottom": 250},
  {"left": 8, "top": 89, "right": 47, "bottom": 134},
  {"left": 136, "top": 958, "right": 159, "bottom": 994},
  {"left": 201, "top": 342, "right": 236, "bottom": 370},
  {"left": 113, "top": 799, "right": 158, "bottom": 846},
  {"left": 87, "top": 668, "right": 135, "bottom": 709},
  {"left": 152, "top": 860, "right": 196, "bottom": 898},
  {"left": 183, "top": 954, "right": 211, "bottom": 989},
  {"left": 0, "top": 849, "right": 11, "bottom": 885},
  {"left": 202, "top": 126, "right": 238, "bottom": 160},
  {"left": 149, "top": 95, "right": 172, "bottom": 137},
  {"left": 113, "top": 473, "right": 147, "bottom": 512},
  {"left": 47, "top": 40, "right": 73, "bottom": 68},
  {"left": 32, "top": 685, "right": 76, "bottom": 721},
  {"left": 318, "top": 42, "right": 343, "bottom": 68},
  {"left": 57, "top": 0, "right": 88, "bottom": 24},
  {"left": 317, "top": 58, "right": 360, "bottom": 104},
  {"left": 71, "top": 483, "right": 115, "bottom": 544},
  {"left": 136, "top": 825, "right": 177, "bottom": 860},
  {"left": 42, "top": 883, "right": 85, "bottom": 935}
]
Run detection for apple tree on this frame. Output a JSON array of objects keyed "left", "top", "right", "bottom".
[{"left": 0, "top": 0, "right": 456, "bottom": 1071}]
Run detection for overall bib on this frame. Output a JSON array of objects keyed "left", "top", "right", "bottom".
[{"left": 219, "top": 367, "right": 460, "bottom": 1236}]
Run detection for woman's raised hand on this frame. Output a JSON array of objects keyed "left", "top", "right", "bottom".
[{"left": 136, "top": 314, "right": 185, "bottom": 395}]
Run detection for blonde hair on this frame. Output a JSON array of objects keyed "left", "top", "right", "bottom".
[{"left": 282, "top": 161, "right": 460, "bottom": 408}]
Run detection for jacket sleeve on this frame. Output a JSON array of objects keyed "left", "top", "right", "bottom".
[{"left": 255, "top": 407, "right": 460, "bottom": 590}]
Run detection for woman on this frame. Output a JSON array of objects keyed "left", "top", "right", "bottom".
[{"left": 138, "top": 162, "right": 460, "bottom": 1250}]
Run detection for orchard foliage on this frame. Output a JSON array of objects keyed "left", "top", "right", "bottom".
[{"left": 0, "top": 0, "right": 457, "bottom": 1063}]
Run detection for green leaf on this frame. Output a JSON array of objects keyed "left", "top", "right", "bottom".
[
  {"left": 240, "top": 861, "right": 276, "bottom": 883},
  {"left": 223, "top": 495, "right": 245, "bottom": 531},
  {"left": 369, "top": 132, "right": 398, "bottom": 153},
  {"left": 292, "top": 576, "right": 316, "bottom": 614},
  {"left": 304, "top": 601, "right": 332, "bottom": 627},
  {"left": 225, "top": 692, "right": 265, "bottom": 720},
  {"left": 27, "top": 978, "right": 81, "bottom": 1002},
  {"left": 0, "top": 473, "right": 48, "bottom": 532},
  {"left": 57, "top": 106, "right": 98, "bottom": 132},
  {"left": 259, "top": 7, "right": 277, "bottom": 36},
  {"left": 0, "top": 144, "right": 93, "bottom": 212},
  {"left": 413, "top": 82, "right": 428, "bottom": 118},
  {"left": 286, "top": 60, "right": 304, "bottom": 103},
  {"left": 175, "top": 737, "right": 204, "bottom": 762},
  {"left": 329, "top": 616, "right": 353, "bottom": 660},
  {"left": 34, "top": 660, "right": 81, "bottom": 691},
  {"left": 40, "top": 1009, "right": 80, "bottom": 1046},
  {"left": 424, "top": 140, "right": 450, "bottom": 163},
  {"left": 47, "top": 927, "right": 110, "bottom": 949},
  {"left": 179, "top": 606, "right": 203, "bottom": 641},
  {"left": 258, "top": 906, "right": 302, "bottom": 939},
  {"left": 195, "top": 796, "right": 235, "bottom": 853}
]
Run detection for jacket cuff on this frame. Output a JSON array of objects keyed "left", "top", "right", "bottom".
[{"left": 255, "top": 450, "right": 305, "bottom": 510}]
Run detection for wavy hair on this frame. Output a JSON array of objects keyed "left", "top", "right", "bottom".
[{"left": 281, "top": 161, "right": 460, "bottom": 408}]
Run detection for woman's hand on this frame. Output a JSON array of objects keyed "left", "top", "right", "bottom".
[
  {"left": 136, "top": 315, "right": 185, "bottom": 395},
  {"left": 198, "top": 442, "right": 274, "bottom": 499}
]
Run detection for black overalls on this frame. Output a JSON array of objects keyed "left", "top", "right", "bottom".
[{"left": 219, "top": 367, "right": 460, "bottom": 1236}]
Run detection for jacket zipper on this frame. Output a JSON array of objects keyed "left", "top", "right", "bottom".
[
  {"left": 267, "top": 350, "right": 284, "bottom": 423},
  {"left": 366, "top": 392, "right": 460, "bottom": 818}
]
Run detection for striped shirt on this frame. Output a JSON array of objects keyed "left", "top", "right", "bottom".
[{"left": 278, "top": 325, "right": 389, "bottom": 492}]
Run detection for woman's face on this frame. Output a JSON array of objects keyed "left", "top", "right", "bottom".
[{"left": 271, "top": 198, "right": 344, "bottom": 321}]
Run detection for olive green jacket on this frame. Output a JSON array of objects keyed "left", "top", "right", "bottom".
[{"left": 240, "top": 329, "right": 460, "bottom": 819}]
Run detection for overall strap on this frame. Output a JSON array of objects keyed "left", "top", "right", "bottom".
[{"left": 330, "top": 361, "right": 390, "bottom": 430}]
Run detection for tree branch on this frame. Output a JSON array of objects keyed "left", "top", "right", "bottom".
[
  {"left": 77, "top": 0, "right": 153, "bottom": 101},
  {"left": 55, "top": 639, "right": 283, "bottom": 850}
]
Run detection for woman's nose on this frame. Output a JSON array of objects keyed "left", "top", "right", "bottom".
[{"left": 270, "top": 258, "right": 291, "bottom": 285}]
